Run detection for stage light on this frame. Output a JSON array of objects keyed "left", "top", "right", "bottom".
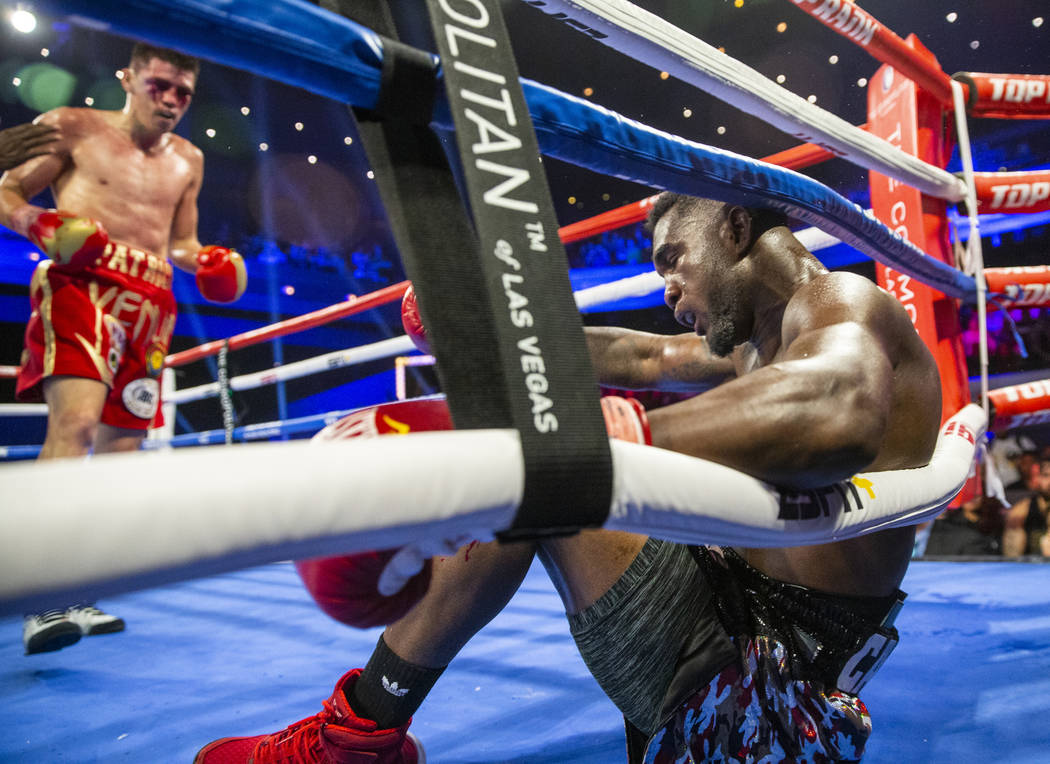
[{"left": 10, "top": 9, "right": 37, "bottom": 34}]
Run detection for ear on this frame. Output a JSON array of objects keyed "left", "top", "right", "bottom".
[
  {"left": 118, "top": 67, "right": 133, "bottom": 94},
  {"left": 726, "top": 205, "right": 752, "bottom": 257}
]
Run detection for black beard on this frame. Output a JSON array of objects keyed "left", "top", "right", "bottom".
[{"left": 707, "top": 314, "right": 737, "bottom": 357}]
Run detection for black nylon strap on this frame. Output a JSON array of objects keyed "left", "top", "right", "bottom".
[
  {"left": 325, "top": 0, "right": 612, "bottom": 536},
  {"left": 372, "top": 36, "right": 438, "bottom": 125},
  {"left": 418, "top": 0, "right": 612, "bottom": 536}
]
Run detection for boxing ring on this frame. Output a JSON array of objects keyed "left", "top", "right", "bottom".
[
  {"left": 2, "top": 558, "right": 1048, "bottom": 762},
  {"left": 2, "top": 0, "right": 1050, "bottom": 761}
]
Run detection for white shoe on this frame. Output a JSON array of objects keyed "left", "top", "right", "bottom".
[
  {"left": 23, "top": 609, "right": 81, "bottom": 655},
  {"left": 66, "top": 604, "right": 125, "bottom": 636}
]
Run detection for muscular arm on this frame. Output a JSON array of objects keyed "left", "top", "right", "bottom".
[
  {"left": 585, "top": 326, "right": 735, "bottom": 392},
  {"left": 0, "top": 113, "right": 69, "bottom": 235},
  {"left": 167, "top": 146, "right": 204, "bottom": 273},
  {"left": 0, "top": 122, "right": 58, "bottom": 172},
  {"left": 648, "top": 277, "right": 905, "bottom": 489}
]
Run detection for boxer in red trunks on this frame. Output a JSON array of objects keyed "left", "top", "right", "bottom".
[{"left": 0, "top": 43, "right": 247, "bottom": 655}]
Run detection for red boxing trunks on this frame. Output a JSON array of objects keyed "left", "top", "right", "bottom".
[
  {"left": 16, "top": 241, "right": 177, "bottom": 431},
  {"left": 642, "top": 636, "right": 871, "bottom": 763}
]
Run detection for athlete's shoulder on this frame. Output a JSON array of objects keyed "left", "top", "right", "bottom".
[
  {"left": 36, "top": 106, "right": 103, "bottom": 132},
  {"left": 168, "top": 132, "right": 202, "bottom": 156},
  {"left": 781, "top": 271, "right": 916, "bottom": 353},
  {"left": 168, "top": 133, "right": 204, "bottom": 168},
  {"left": 789, "top": 270, "right": 889, "bottom": 320}
]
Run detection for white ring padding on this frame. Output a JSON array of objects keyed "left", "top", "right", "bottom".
[
  {"left": 530, "top": 0, "right": 967, "bottom": 203},
  {"left": 0, "top": 405, "right": 983, "bottom": 616},
  {"left": 607, "top": 404, "right": 985, "bottom": 545}
]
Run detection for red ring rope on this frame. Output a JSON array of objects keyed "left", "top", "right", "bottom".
[
  {"left": 165, "top": 281, "right": 411, "bottom": 367},
  {"left": 786, "top": 0, "right": 954, "bottom": 105}
]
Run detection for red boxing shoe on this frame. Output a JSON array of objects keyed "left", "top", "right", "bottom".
[{"left": 194, "top": 669, "right": 424, "bottom": 763}]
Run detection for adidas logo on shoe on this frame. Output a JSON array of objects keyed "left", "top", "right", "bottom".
[{"left": 382, "top": 675, "right": 410, "bottom": 697}]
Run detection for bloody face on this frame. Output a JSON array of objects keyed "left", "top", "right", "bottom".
[{"left": 123, "top": 58, "right": 196, "bottom": 133}]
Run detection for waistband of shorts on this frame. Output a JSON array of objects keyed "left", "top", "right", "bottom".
[
  {"left": 695, "top": 546, "right": 905, "bottom": 692},
  {"left": 85, "top": 241, "right": 174, "bottom": 291}
]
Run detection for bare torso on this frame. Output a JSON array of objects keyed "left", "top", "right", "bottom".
[
  {"left": 737, "top": 273, "right": 942, "bottom": 597},
  {"left": 43, "top": 108, "right": 200, "bottom": 255}
]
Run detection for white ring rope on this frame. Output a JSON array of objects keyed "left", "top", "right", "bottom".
[
  {"left": 0, "top": 404, "right": 984, "bottom": 616},
  {"left": 951, "top": 80, "right": 991, "bottom": 424},
  {"left": 528, "top": 0, "right": 967, "bottom": 202},
  {"left": 0, "top": 403, "right": 48, "bottom": 416},
  {"left": 166, "top": 335, "right": 416, "bottom": 405}
]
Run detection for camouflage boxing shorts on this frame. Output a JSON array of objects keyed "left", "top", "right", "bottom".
[{"left": 642, "top": 635, "right": 871, "bottom": 763}]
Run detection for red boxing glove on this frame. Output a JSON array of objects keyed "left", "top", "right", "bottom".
[
  {"left": 600, "top": 395, "right": 652, "bottom": 445},
  {"left": 27, "top": 209, "right": 108, "bottom": 270},
  {"left": 400, "top": 283, "right": 430, "bottom": 354},
  {"left": 295, "top": 551, "right": 433, "bottom": 630},
  {"left": 312, "top": 397, "right": 453, "bottom": 441},
  {"left": 195, "top": 245, "right": 247, "bottom": 303},
  {"left": 299, "top": 398, "right": 454, "bottom": 628}
]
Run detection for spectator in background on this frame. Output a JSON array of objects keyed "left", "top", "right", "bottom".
[
  {"left": 923, "top": 496, "right": 1005, "bottom": 557},
  {"left": 1003, "top": 456, "right": 1050, "bottom": 557},
  {"left": 1004, "top": 450, "right": 1040, "bottom": 504}
]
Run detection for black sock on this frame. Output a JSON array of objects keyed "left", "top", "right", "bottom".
[{"left": 347, "top": 634, "right": 445, "bottom": 729}]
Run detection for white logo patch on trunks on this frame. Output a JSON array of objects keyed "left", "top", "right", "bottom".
[
  {"left": 122, "top": 378, "right": 160, "bottom": 419},
  {"left": 103, "top": 314, "right": 127, "bottom": 376}
]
